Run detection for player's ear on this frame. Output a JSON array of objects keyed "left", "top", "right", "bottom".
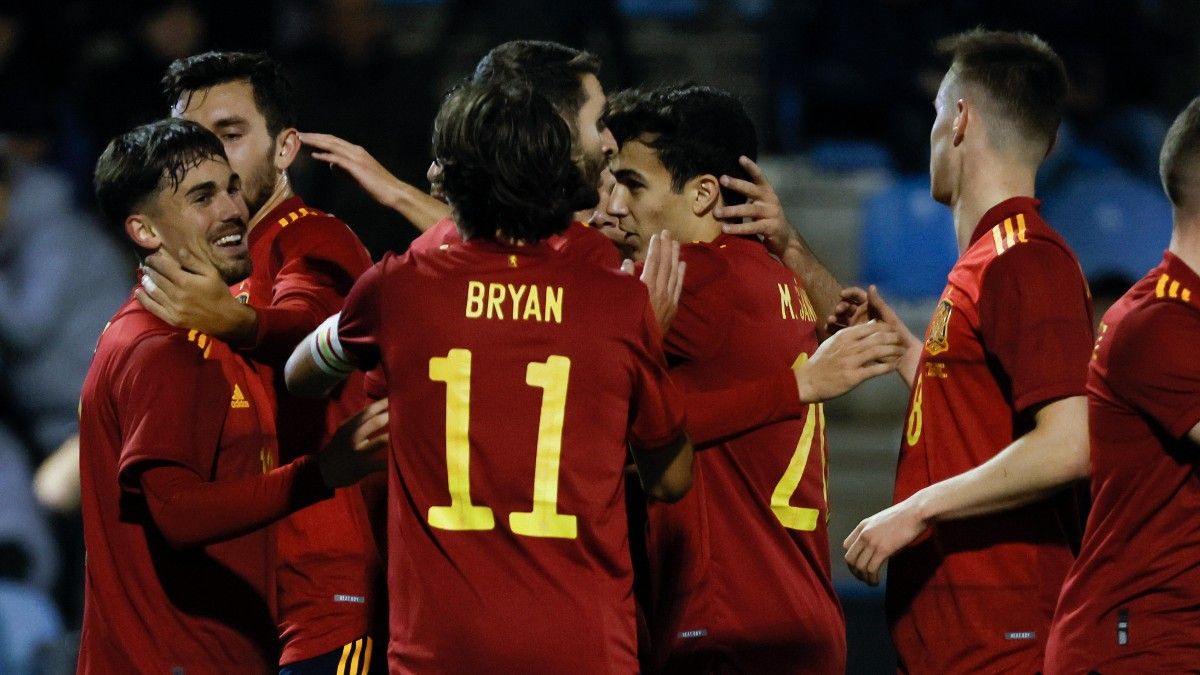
[
  {"left": 274, "top": 127, "right": 301, "bottom": 171},
  {"left": 952, "top": 99, "right": 968, "bottom": 148},
  {"left": 690, "top": 174, "right": 721, "bottom": 217},
  {"left": 125, "top": 213, "right": 161, "bottom": 251}
]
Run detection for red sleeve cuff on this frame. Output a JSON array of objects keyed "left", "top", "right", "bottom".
[{"left": 1011, "top": 381, "right": 1087, "bottom": 416}]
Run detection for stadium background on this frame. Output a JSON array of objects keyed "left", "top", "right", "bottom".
[{"left": 0, "top": 0, "right": 1193, "bottom": 672}]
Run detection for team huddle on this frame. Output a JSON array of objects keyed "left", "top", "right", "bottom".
[{"left": 74, "top": 27, "right": 1200, "bottom": 675}]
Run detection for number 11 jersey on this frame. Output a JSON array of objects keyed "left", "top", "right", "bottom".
[{"left": 336, "top": 236, "right": 686, "bottom": 674}]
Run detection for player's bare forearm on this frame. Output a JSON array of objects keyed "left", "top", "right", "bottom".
[
  {"left": 632, "top": 434, "right": 694, "bottom": 503},
  {"left": 912, "top": 395, "right": 1090, "bottom": 521},
  {"left": 285, "top": 315, "right": 358, "bottom": 398},
  {"left": 844, "top": 395, "right": 1088, "bottom": 585},
  {"left": 780, "top": 235, "right": 843, "bottom": 333},
  {"left": 395, "top": 183, "right": 452, "bottom": 232}
]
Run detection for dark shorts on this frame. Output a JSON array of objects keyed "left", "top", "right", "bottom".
[{"left": 279, "top": 636, "right": 380, "bottom": 675}]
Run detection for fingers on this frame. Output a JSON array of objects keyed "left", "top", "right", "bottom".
[
  {"left": 717, "top": 174, "right": 762, "bottom": 201},
  {"left": 620, "top": 259, "right": 635, "bottom": 275},
  {"left": 867, "top": 284, "right": 899, "bottom": 323},
  {"left": 640, "top": 232, "right": 662, "bottom": 285},
  {"left": 840, "top": 286, "right": 868, "bottom": 304},
  {"left": 134, "top": 288, "right": 174, "bottom": 323},
  {"left": 670, "top": 260, "right": 686, "bottom": 308},
  {"left": 357, "top": 433, "right": 391, "bottom": 455},
  {"left": 143, "top": 250, "right": 187, "bottom": 286},
  {"left": 738, "top": 155, "right": 768, "bottom": 183},
  {"left": 713, "top": 201, "right": 772, "bottom": 222},
  {"left": 655, "top": 231, "right": 676, "bottom": 300},
  {"left": 297, "top": 132, "right": 351, "bottom": 152}
]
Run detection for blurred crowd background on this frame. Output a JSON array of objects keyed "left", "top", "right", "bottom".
[{"left": 1, "top": 1, "right": 1195, "bottom": 672}]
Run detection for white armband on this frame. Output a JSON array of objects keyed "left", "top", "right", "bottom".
[{"left": 307, "top": 313, "right": 355, "bottom": 376}]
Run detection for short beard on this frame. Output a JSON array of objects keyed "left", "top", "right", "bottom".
[
  {"left": 570, "top": 149, "right": 605, "bottom": 212},
  {"left": 242, "top": 143, "right": 279, "bottom": 216}
]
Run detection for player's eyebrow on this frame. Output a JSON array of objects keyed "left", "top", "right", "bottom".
[
  {"left": 612, "top": 167, "right": 645, "bottom": 185},
  {"left": 213, "top": 116, "right": 249, "bottom": 129},
  {"left": 184, "top": 180, "right": 218, "bottom": 198}
]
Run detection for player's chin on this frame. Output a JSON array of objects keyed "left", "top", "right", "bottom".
[{"left": 217, "top": 255, "right": 252, "bottom": 285}]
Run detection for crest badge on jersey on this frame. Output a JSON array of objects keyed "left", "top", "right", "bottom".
[{"left": 925, "top": 298, "right": 953, "bottom": 355}]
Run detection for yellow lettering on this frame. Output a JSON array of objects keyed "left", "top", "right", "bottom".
[
  {"left": 523, "top": 288, "right": 542, "bottom": 321},
  {"left": 779, "top": 283, "right": 796, "bottom": 319},
  {"left": 507, "top": 284, "right": 528, "bottom": 318},
  {"left": 544, "top": 286, "right": 563, "bottom": 324},
  {"left": 486, "top": 283, "right": 505, "bottom": 319},
  {"left": 466, "top": 281, "right": 485, "bottom": 318},
  {"left": 796, "top": 286, "right": 818, "bottom": 322}
]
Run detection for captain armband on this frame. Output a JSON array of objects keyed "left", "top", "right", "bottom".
[{"left": 307, "top": 313, "right": 355, "bottom": 377}]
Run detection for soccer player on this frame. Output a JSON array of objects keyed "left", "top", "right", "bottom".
[
  {"left": 80, "top": 118, "right": 386, "bottom": 674},
  {"left": 286, "top": 79, "right": 692, "bottom": 673},
  {"left": 136, "top": 52, "right": 383, "bottom": 674},
  {"left": 838, "top": 30, "right": 1095, "bottom": 672},
  {"left": 604, "top": 84, "right": 905, "bottom": 674},
  {"left": 1044, "top": 98, "right": 1200, "bottom": 672},
  {"left": 301, "top": 40, "right": 621, "bottom": 266}
]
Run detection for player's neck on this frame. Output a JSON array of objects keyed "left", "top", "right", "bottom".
[
  {"left": 1168, "top": 214, "right": 1200, "bottom": 275},
  {"left": 674, "top": 215, "right": 722, "bottom": 245},
  {"left": 248, "top": 174, "right": 296, "bottom": 234},
  {"left": 951, "top": 159, "right": 1036, "bottom": 253}
]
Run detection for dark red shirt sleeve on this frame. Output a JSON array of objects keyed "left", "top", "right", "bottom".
[
  {"left": 114, "top": 332, "right": 227, "bottom": 486},
  {"left": 663, "top": 246, "right": 734, "bottom": 364},
  {"left": 139, "top": 455, "right": 331, "bottom": 549},
  {"left": 1106, "top": 302, "right": 1200, "bottom": 439},
  {"left": 684, "top": 369, "right": 804, "bottom": 447},
  {"left": 978, "top": 240, "right": 1094, "bottom": 413},
  {"left": 628, "top": 296, "right": 687, "bottom": 449},
  {"left": 338, "top": 256, "right": 391, "bottom": 371},
  {"left": 251, "top": 218, "right": 373, "bottom": 365}
]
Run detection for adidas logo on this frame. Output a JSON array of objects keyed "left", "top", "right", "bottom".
[{"left": 231, "top": 384, "right": 250, "bottom": 409}]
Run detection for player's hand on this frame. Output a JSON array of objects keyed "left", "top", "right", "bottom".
[
  {"left": 300, "top": 132, "right": 405, "bottom": 210},
  {"left": 826, "top": 286, "right": 869, "bottom": 334},
  {"left": 714, "top": 155, "right": 796, "bottom": 258},
  {"left": 830, "top": 285, "right": 922, "bottom": 381},
  {"left": 136, "top": 247, "right": 258, "bottom": 346},
  {"left": 794, "top": 320, "right": 905, "bottom": 402},
  {"left": 843, "top": 498, "right": 929, "bottom": 586},
  {"left": 319, "top": 398, "right": 389, "bottom": 488},
  {"left": 624, "top": 230, "right": 686, "bottom": 333}
]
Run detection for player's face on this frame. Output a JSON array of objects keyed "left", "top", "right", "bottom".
[
  {"left": 174, "top": 80, "right": 280, "bottom": 217},
  {"left": 929, "top": 71, "right": 959, "bottom": 205},
  {"left": 607, "top": 137, "right": 691, "bottom": 260},
  {"left": 590, "top": 168, "right": 636, "bottom": 258},
  {"left": 145, "top": 156, "right": 251, "bottom": 284},
  {"left": 572, "top": 73, "right": 617, "bottom": 200}
]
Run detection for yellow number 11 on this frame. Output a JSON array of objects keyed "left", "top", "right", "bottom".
[{"left": 427, "top": 348, "right": 577, "bottom": 539}]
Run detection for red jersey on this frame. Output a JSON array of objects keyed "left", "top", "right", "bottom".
[
  {"left": 234, "top": 196, "right": 379, "bottom": 664},
  {"left": 337, "top": 237, "right": 685, "bottom": 674},
  {"left": 410, "top": 215, "right": 622, "bottom": 267},
  {"left": 1046, "top": 251, "right": 1200, "bottom": 673},
  {"left": 647, "top": 234, "right": 844, "bottom": 675},
  {"left": 888, "top": 197, "right": 1094, "bottom": 673},
  {"left": 79, "top": 295, "right": 278, "bottom": 674}
]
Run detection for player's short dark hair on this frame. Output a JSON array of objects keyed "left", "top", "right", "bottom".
[
  {"left": 936, "top": 29, "right": 1067, "bottom": 154},
  {"left": 1159, "top": 96, "right": 1200, "bottom": 211},
  {"left": 433, "top": 80, "right": 584, "bottom": 244},
  {"left": 163, "top": 51, "right": 297, "bottom": 136},
  {"left": 472, "top": 41, "right": 601, "bottom": 131},
  {"left": 605, "top": 84, "right": 757, "bottom": 206},
  {"left": 94, "top": 118, "right": 227, "bottom": 231}
]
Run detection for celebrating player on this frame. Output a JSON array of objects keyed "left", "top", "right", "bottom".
[
  {"left": 604, "top": 84, "right": 905, "bottom": 674},
  {"left": 286, "top": 80, "right": 693, "bottom": 673},
  {"left": 1045, "top": 97, "right": 1200, "bottom": 672},
  {"left": 134, "top": 52, "right": 384, "bottom": 674},
  {"left": 79, "top": 118, "right": 386, "bottom": 674},
  {"left": 839, "top": 30, "right": 1095, "bottom": 672}
]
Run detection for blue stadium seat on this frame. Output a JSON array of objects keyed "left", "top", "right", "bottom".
[
  {"left": 860, "top": 175, "right": 957, "bottom": 299},
  {"left": 0, "top": 581, "right": 64, "bottom": 674},
  {"left": 808, "top": 139, "right": 896, "bottom": 174},
  {"left": 1041, "top": 171, "right": 1173, "bottom": 285},
  {"left": 618, "top": 0, "right": 701, "bottom": 18}
]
